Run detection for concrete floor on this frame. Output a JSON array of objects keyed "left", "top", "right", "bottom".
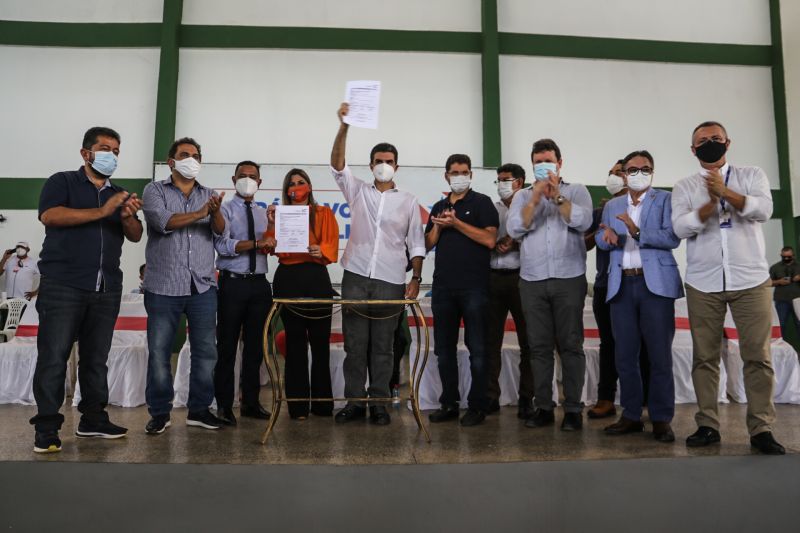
[{"left": 1, "top": 399, "right": 797, "bottom": 464}]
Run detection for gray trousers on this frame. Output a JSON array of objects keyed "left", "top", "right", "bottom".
[
  {"left": 519, "top": 275, "right": 587, "bottom": 413},
  {"left": 341, "top": 270, "right": 405, "bottom": 405}
]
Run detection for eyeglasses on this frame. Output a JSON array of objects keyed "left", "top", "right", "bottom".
[
  {"left": 625, "top": 167, "right": 653, "bottom": 176},
  {"left": 494, "top": 178, "right": 518, "bottom": 184}
]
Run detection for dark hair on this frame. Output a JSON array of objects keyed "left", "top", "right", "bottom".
[
  {"left": 622, "top": 150, "right": 654, "bottom": 168},
  {"left": 370, "top": 142, "right": 398, "bottom": 165},
  {"left": 235, "top": 160, "right": 260, "bottom": 176},
  {"left": 616, "top": 159, "right": 625, "bottom": 166},
  {"left": 782, "top": 246, "right": 794, "bottom": 253},
  {"left": 445, "top": 154, "right": 472, "bottom": 172},
  {"left": 168, "top": 137, "right": 202, "bottom": 160},
  {"left": 531, "top": 138, "right": 561, "bottom": 161},
  {"left": 692, "top": 121, "right": 728, "bottom": 140},
  {"left": 282, "top": 168, "right": 317, "bottom": 230},
  {"left": 496, "top": 163, "right": 526, "bottom": 184},
  {"left": 139, "top": 264, "right": 146, "bottom": 276},
  {"left": 82, "top": 126, "right": 121, "bottom": 150}
]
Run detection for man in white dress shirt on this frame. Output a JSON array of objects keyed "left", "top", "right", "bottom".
[
  {"left": 1, "top": 241, "right": 40, "bottom": 299},
  {"left": 672, "top": 120, "right": 784, "bottom": 455},
  {"left": 330, "top": 103, "right": 425, "bottom": 426}
]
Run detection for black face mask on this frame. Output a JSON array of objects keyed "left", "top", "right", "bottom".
[
  {"left": 694, "top": 140, "right": 728, "bottom": 163},
  {"left": 782, "top": 256, "right": 794, "bottom": 264}
]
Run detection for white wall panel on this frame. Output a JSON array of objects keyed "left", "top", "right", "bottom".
[
  {"left": 182, "top": 0, "right": 480, "bottom": 31},
  {"left": 0, "top": 0, "right": 163, "bottom": 23},
  {"left": 174, "top": 49, "right": 483, "bottom": 167},
  {"left": 499, "top": 0, "right": 771, "bottom": 45},
  {"left": 0, "top": 47, "right": 159, "bottom": 179},
  {"left": 780, "top": 0, "right": 800, "bottom": 214},
  {"left": 500, "top": 56, "right": 779, "bottom": 189}
]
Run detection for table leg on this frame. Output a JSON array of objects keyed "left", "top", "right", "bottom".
[
  {"left": 412, "top": 302, "right": 432, "bottom": 443},
  {"left": 261, "top": 303, "right": 281, "bottom": 445}
]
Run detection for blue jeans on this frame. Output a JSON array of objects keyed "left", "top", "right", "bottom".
[
  {"left": 31, "top": 277, "right": 121, "bottom": 432},
  {"left": 774, "top": 300, "right": 799, "bottom": 342},
  {"left": 431, "top": 286, "right": 489, "bottom": 412},
  {"left": 144, "top": 288, "right": 217, "bottom": 416}
]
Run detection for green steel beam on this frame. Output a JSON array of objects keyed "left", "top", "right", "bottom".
[
  {"left": 152, "top": 0, "right": 184, "bottom": 162},
  {"left": 0, "top": 21, "right": 161, "bottom": 47},
  {"left": 480, "top": 0, "right": 502, "bottom": 167}
]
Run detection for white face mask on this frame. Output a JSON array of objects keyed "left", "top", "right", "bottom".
[
  {"left": 235, "top": 177, "right": 259, "bottom": 197},
  {"left": 173, "top": 157, "right": 201, "bottom": 180},
  {"left": 16, "top": 247, "right": 26, "bottom": 258},
  {"left": 372, "top": 163, "right": 395, "bottom": 183},
  {"left": 449, "top": 175, "right": 471, "bottom": 194},
  {"left": 606, "top": 175, "right": 625, "bottom": 195},
  {"left": 497, "top": 181, "right": 515, "bottom": 200},
  {"left": 626, "top": 171, "right": 652, "bottom": 192}
]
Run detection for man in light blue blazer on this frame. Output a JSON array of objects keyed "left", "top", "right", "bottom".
[{"left": 596, "top": 150, "right": 683, "bottom": 442}]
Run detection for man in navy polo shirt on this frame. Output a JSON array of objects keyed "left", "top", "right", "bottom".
[
  {"left": 31, "top": 126, "right": 143, "bottom": 453},
  {"left": 425, "top": 154, "right": 499, "bottom": 427}
]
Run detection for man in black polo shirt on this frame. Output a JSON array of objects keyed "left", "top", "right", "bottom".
[
  {"left": 31, "top": 126, "right": 143, "bottom": 453},
  {"left": 425, "top": 154, "right": 499, "bottom": 426}
]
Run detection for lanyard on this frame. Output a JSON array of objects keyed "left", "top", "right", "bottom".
[{"left": 719, "top": 167, "right": 732, "bottom": 211}]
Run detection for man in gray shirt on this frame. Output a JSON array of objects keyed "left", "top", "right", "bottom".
[
  {"left": 507, "top": 138, "right": 593, "bottom": 431},
  {"left": 142, "top": 137, "right": 226, "bottom": 435}
]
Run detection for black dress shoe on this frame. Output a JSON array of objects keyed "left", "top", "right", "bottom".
[
  {"left": 517, "top": 397, "right": 534, "bottom": 420},
  {"left": 486, "top": 399, "right": 500, "bottom": 414},
  {"left": 335, "top": 404, "right": 367, "bottom": 423},
  {"left": 524, "top": 408, "right": 555, "bottom": 428},
  {"left": 429, "top": 405, "right": 460, "bottom": 423},
  {"left": 240, "top": 403, "right": 271, "bottom": 420},
  {"left": 216, "top": 407, "right": 237, "bottom": 426},
  {"left": 604, "top": 417, "right": 644, "bottom": 435},
  {"left": 686, "top": 426, "right": 721, "bottom": 447},
  {"left": 460, "top": 409, "right": 486, "bottom": 427},
  {"left": 750, "top": 431, "right": 785, "bottom": 455},
  {"left": 652, "top": 421, "right": 675, "bottom": 443},
  {"left": 369, "top": 405, "right": 391, "bottom": 426},
  {"left": 561, "top": 412, "right": 583, "bottom": 431}
]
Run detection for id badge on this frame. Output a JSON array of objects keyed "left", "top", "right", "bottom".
[{"left": 719, "top": 210, "right": 732, "bottom": 229}]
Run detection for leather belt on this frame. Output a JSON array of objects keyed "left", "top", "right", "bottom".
[
  {"left": 490, "top": 268, "right": 520, "bottom": 275},
  {"left": 622, "top": 268, "right": 644, "bottom": 277},
  {"left": 220, "top": 270, "right": 265, "bottom": 280}
]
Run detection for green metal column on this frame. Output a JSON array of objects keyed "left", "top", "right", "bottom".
[
  {"left": 153, "top": 0, "right": 184, "bottom": 163},
  {"left": 481, "top": 0, "right": 502, "bottom": 167},
  {"left": 769, "top": 0, "right": 796, "bottom": 247}
]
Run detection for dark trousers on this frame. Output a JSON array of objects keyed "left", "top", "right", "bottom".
[
  {"left": 215, "top": 275, "right": 272, "bottom": 409},
  {"left": 487, "top": 270, "right": 534, "bottom": 402},
  {"left": 520, "top": 276, "right": 587, "bottom": 413},
  {"left": 431, "top": 285, "right": 489, "bottom": 412},
  {"left": 31, "top": 277, "right": 121, "bottom": 432},
  {"left": 341, "top": 270, "right": 404, "bottom": 403},
  {"left": 774, "top": 299, "right": 799, "bottom": 342},
  {"left": 281, "top": 306, "right": 333, "bottom": 417},
  {"left": 609, "top": 276, "right": 675, "bottom": 422},
  {"left": 593, "top": 285, "right": 651, "bottom": 403}
]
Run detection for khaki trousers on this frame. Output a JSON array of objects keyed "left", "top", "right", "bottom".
[{"left": 685, "top": 280, "right": 775, "bottom": 436}]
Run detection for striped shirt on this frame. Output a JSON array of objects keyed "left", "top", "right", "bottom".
[{"left": 142, "top": 178, "right": 220, "bottom": 296}]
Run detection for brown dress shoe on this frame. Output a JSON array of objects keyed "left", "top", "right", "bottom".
[
  {"left": 604, "top": 417, "right": 644, "bottom": 435},
  {"left": 652, "top": 422, "right": 675, "bottom": 443},
  {"left": 587, "top": 400, "right": 617, "bottom": 419}
]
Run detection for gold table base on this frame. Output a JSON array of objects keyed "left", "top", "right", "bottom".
[{"left": 261, "top": 298, "right": 432, "bottom": 444}]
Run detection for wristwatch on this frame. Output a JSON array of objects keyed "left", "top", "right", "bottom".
[
  {"left": 411, "top": 276, "right": 422, "bottom": 283},
  {"left": 633, "top": 229, "right": 641, "bottom": 240},
  {"left": 554, "top": 195, "right": 566, "bottom": 206}
]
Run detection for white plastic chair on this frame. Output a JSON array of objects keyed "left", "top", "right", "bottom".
[{"left": 0, "top": 298, "right": 28, "bottom": 342}]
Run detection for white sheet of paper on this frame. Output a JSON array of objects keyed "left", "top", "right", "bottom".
[
  {"left": 343, "top": 80, "right": 381, "bottom": 129},
  {"left": 274, "top": 205, "right": 310, "bottom": 253}
]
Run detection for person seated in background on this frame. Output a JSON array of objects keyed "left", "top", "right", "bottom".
[
  {"left": 768, "top": 246, "right": 800, "bottom": 342},
  {"left": 486, "top": 163, "right": 534, "bottom": 420},
  {"left": 1, "top": 241, "right": 40, "bottom": 300},
  {"left": 425, "top": 154, "right": 498, "bottom": 427},
  {"left": 268, "top": 168, "right": 339, "bottom": 420},
  {"left": 131, "top": 264, "right": 146, "bottom": 294},
  {"left": 596, "top": 150, "right": 683, "bottom": 443},
  {"left": 213, "top": 160, "right": 276, "bottom": 426},
  {"left": 31, "top": 126, "right": 143, "bottom": 453}
]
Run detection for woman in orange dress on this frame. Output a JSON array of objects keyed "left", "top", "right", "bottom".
[{"left": 269, "top": 168, "right": 339, "bottom": 419}]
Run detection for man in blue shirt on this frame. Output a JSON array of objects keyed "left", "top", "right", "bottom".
[
  {"left": 213, "top": 161, "right": 276, "bottom": 425},
  {"left": 32, "top": 126, "right": 143, "bottom": 454},
  {"left": 141, "top": 137, "right": 226, "bottom": 434}
]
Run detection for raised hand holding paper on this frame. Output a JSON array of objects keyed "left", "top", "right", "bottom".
[
  {"left": 275, "top": 205, "right": 310, "bottom": 253},
  {"left": 343, "top": 80, "right": 381, "bottom": 129}
]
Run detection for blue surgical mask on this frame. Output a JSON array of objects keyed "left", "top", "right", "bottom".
[
  {"left": 91, "top": 151, "right": 118, "bottom": 177},
  {"left": 533, "top": 162, "right": 557, "bottom": 181}
]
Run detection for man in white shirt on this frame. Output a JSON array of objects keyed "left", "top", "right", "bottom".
[
  {"left": 1, "top": 241, "right": 40, "bottom": 299},
  {"left": 672, "top": 120, "right": 784, "bottom": 455},
  {"left": 330, "top": 103, "right": 425, "bottom": 426}
]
